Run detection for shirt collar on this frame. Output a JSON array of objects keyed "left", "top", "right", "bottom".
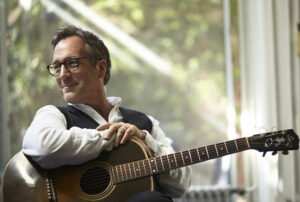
[
  {"left": 69, "top": 96, "right": 123, "bottom": 123},
  {"left": 69, "top": 96, "right": 122, "bottom": 109}
]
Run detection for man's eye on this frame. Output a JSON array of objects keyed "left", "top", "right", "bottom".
[
  {"left": 66, "top": 60, "right": 78, "bottom": 68},
  {"left": 52, "top": 64, "right": 60, "bottom": 69},
  {"left": 66, "top": 59, "right": 78, "bottom": 67}
]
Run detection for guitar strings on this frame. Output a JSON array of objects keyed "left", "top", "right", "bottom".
[
  {"left": 53, "top": 138, "right": 250, "bottom": 191},
  {"left": 112, "top": 138, "right": 249, "bottom": 182},
  {"left": 54, "top": 173, "right": 112, "bottom": 191}
]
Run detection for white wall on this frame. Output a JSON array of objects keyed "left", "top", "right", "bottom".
[{"left": 238, "top": 0, "right": 300, "bottom": 201}]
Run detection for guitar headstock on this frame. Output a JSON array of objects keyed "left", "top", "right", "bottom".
[{"left": 248, "top": 129, "right": 299, "bottom": 153}]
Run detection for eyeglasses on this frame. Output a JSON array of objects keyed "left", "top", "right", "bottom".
[{"left": 47, "top": 57, "right": 89, "bottom": 77}]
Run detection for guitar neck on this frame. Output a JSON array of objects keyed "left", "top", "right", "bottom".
[{"left": 112, "top": 137, "right": 250, "bottom": 184}]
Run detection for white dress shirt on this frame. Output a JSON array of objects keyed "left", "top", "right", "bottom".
[{"left": 22, "top": 97, "right": 191, "bottom": 197}]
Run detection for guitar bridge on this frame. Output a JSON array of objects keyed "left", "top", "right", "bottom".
[{"left": 46, "top": 175, "right": 57, "bottom": 202}]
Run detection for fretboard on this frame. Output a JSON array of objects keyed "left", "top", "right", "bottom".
[{"left": 111, "top": 137, "right": 250, "bottom": 184}]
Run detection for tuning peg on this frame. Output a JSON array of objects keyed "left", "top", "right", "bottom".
[
  {"left": 272, "top": 151, "right": 278, "bottom": 155},
  {"left": 282, "top": 150, "right": 289, "bottom": 155},
  {"left": 262, "top": 152, "right": 267, "bottom": 157}
]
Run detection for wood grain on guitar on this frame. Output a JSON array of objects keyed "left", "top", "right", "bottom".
[{"left": 2, "top": 129, "right": 298, "bottom": 202}]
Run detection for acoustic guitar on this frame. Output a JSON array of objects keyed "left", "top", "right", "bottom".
[{"left": 2, "top": 129, "right": 299, "bottom": 202}]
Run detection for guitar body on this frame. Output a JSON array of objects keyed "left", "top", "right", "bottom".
[
  {"left": 2, "top": 141, "right": 153, "bottom": 202},
  {"left": 2, "top": 151, "right": 49, "bottom": 201}
]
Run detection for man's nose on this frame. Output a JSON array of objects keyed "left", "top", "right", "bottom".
[{"left": 59, "top": 65, "right": 71, "bottom": 79}]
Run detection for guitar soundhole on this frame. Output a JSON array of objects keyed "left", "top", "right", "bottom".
[{"left": 80, "top": 166, "right": 110, "bottom": 195}]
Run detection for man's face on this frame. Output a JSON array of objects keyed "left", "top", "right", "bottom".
[{"left": 53, "top": 36, "right": 104, "bottom": 104}]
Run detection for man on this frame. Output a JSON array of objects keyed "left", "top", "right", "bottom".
[{"left": 22, "top": 25, "right": 191, "bottom": 201}]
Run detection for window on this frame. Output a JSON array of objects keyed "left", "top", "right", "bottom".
[{"left": 2, "top": 0, "right": 240, "bottom": 188}]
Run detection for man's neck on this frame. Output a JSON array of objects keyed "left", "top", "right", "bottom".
[{"left": 88, "top": 99, "right": 113, "bottom": 121}]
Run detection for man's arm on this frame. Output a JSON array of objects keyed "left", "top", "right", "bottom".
[
  {"left": 22, "top": 105, "right": 114, "bottom": 169},
  {"left": 95, "top": 115, "right": 191, "bottom": 198},
  {"left": 144, "top": 116, "right": 191, "bottom": 198}
]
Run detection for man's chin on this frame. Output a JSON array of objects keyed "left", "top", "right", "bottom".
[{"left": 62, "top": 93, "right": 79, "bottom": 103}]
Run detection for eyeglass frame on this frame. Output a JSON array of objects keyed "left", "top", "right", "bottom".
[{"left": 46, "top": 56, "right": 90, "bottom": 77}]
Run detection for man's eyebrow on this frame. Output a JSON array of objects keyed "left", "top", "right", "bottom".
[{"left": 52, "top": 56, "right": 77, "bottom": 63}]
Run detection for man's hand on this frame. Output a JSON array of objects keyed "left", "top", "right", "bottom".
[{"left": 96, "top": 122, "right": 152, "bottom": 157}]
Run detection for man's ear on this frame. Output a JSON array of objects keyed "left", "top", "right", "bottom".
[{"left": 96, "top": 59, "right": 107, "bottom": 79}]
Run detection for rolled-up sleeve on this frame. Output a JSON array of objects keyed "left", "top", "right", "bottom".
[{"left": 144, "top": 116, "right": 191, "bottom": 198}]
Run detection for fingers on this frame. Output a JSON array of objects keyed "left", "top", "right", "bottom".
[
  {"left": 96, "top": 123, "right": 111, "bottom": 131},
  {"left": 99, "top": 122, "right": 148, "bottom": 148},
  {"left": 120, "top": 125, "right": 146, "bottom": 145},
  {"left": 115, "top": 124, "right": 129, "bottom": 147},
  {"left": 105, "top": 123, "right": 124, "bottom": 142},
  {"left": 120, "top": 125, "right": 135, "bottom": 145}
]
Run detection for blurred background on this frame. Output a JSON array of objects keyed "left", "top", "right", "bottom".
[{"left": 1, "top": 0, "right": 300, "bottom": 202}]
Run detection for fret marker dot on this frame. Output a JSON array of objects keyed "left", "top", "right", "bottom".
[{"left": 153, "top": 170, "right": 156, "bottom": 172}]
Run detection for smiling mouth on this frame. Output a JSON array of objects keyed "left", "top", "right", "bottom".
[{"left": 62, "top": 83, "right": 77, "bottom": 91}]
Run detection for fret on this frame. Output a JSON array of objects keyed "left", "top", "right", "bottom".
[
  {"left": 149, "top": 158, "right": 157, "bottom": 173},
  {"left": 174, "top": 153, "right": 178, "bottom": 167},
  {"left": 207, "top": 145, "right": 218, "bottom": 158},
  {"left": 130, "top": 162, "right": 136, "bottom": 179},
  {"left": 168, "top": 154, "right": 177, "bottom": 168},
  {"left": 236, "top": 138, "right": 250, "bottom": 150},
  {"left": 245, "top": 137, "right": 250, "bottom": 148},
  {"left": 196, "top": 147, "right": 201, "bottom": 161},
  {"left": 159, "top": 156, "right": 165, "bottom": 171},
  {"left": 198, "top": 147, "right": 209, "bottom": 161},
  {"left": 122, "top": 164, "right": 128, "bottom": 180},
  {"left": 134, "top": 161, "right": 141, "bottom": 177},
  {"left": 182, "top": 151, "right": 192, "bottom": 165},
  {"left": 234, "top": 140, "right": 238, "bottom": 151},
  {"left": 162, "top": 155, "right": 170, "bottom": 170},
  {"left": 226, "top": 140, "right": 238, "bottom": 153},
  {"left": 118, "top": 165, "right": 125, "bottom": 181},
  {"left": 137, "top": 161, "right": 142, "bottom": 176},
  {"left": 115, "top": 165, "right": 120, "bottom": 182},
  {"left": 214, "top": 145, "right": 219, "bottom": 156},
  {"left": 138, "top": 161, "right": 145, "bottom": 177},
  {"left": 216, "top": 142, "right": 227, "bottom": 156},
  {"left": 180, "top": 152, "right": 185, "bottom": 165},
  {"left": 145, "top": 159, "right": 151, "bottom": 175},
  {"left": 188, "top": 150, "right": 192, "bottom": 163},
  {"left": 244, "top": 138, "right": 250, "bottom": 149},
  {"left": 154, "top": 158, "right": 159, "bottom": 172},
  {"left": 190, "top": 148, "right": 200, "bottom": 163},
  {"left": 153, "top": 158, "right": 160, "bottom": 173},
  {"left": 205, "top": 147, "right": 209, "bottom": 158},
  {"left": 142, "top": 159, "right": 147, "bottom": 176},
  {"left": 180, "top": 151, "right": 185, "bottom": 165},
  {"left": 112, "top": 166, "right": 118, "bottom": 183},
  {"left": 224, "top": 142, "right": 229, "bottom": 153},
  {"left": 175, "top": 152, "right": 184, "bottom": 167},
  {"left": 126, "top": 163, "right": 132, "bottom": 179}
]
